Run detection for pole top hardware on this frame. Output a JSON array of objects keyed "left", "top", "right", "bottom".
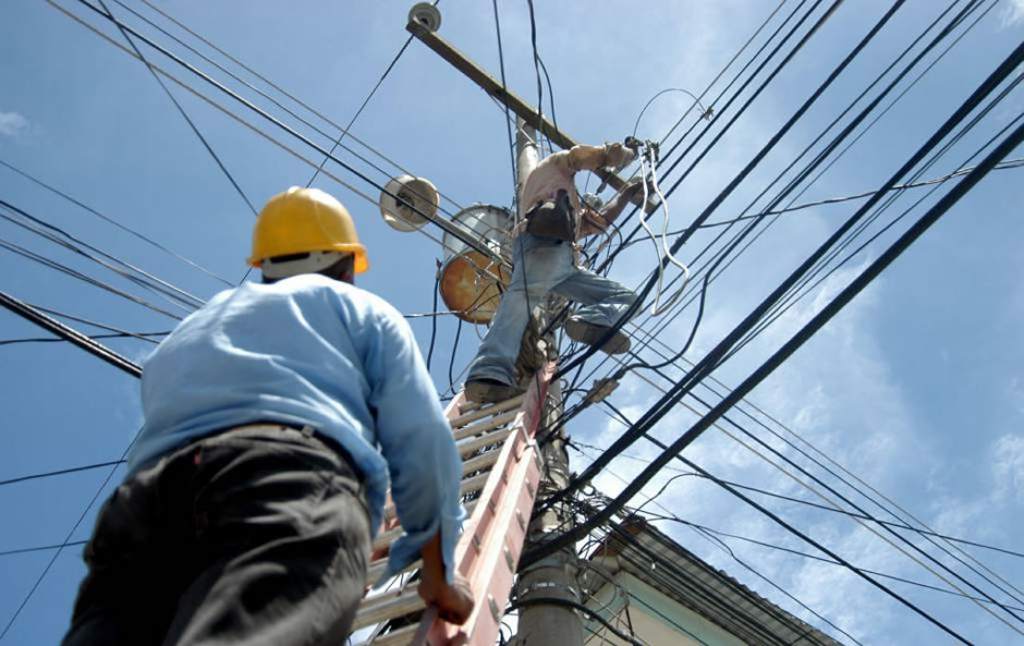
[{"left": 408, "top": 3, "right": 442, "bottom": 32}]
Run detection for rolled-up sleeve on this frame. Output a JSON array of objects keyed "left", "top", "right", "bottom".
[{"left": 366, "top": 308, "right": 465, "bottom": 583}]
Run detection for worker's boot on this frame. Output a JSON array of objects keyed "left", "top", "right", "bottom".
[
  {"left": 465, "top": 378, "right": 525, "bottom": 404},
  {"left": 564, "top": 317, "right": 631, "bottom": 355}
]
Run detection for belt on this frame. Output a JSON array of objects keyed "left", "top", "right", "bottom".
[{"left": 217, "top": 422, "right": 361, "bottom": 479}]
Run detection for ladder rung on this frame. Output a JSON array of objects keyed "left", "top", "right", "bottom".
[
  {"left": 368, "top": 500, "right": 478, "bottom": 579},
  {"left": 374, "top": 470, "right": 489, "bottom": 552},
  {"left": 366, "top": 557, "right": 420, "bottom": 587},
  {"left": 352, "top": 588, "right": 426, "bottom": 631},
  {"left": 458, "top": 426, "right": 513, "bottom": 458},
  {"left": 359, "top": 622, "right": 421, "bottom": 646},
  {"left": 461, "top": 447, "right": 501, "bottom": 476},
  {"left": 452, "top": 409, "right": 519, "bottom": 442},
  {"left": 449, "top": 394, "right": 524, "bottom": 429}
]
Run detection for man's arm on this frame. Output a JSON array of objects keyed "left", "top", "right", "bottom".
[
  {"left": 577, "top": 179, "right": 647, "bottom": 238},
  {"left": 367, "top": 307, "right": 474, "bottom": 622},
  {"left": 567, "top": 142, "right": 635, "bottom": 173}
]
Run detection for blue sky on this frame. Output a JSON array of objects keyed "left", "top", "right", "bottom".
[{"left": 1, "top": 1, "right": 1023, "bottom": 644}]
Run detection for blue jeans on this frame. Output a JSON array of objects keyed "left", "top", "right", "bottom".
[{"left": 467, "top": 233, "right": 637, "bottom": 386}]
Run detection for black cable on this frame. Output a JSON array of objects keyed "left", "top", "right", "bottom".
[
  {"left": 0, "top": 236, "right": 185, "bottom": 321},
  {"left": 536, "top": 55, "right": 558, "bottom": 134},
  {"left": 28, "top": 304, "right": 167, "bottom": 343},
  {"left": 426, "top": 272, "right": 440, "bottom": 372},
  {"left": 508, "top": 597, "right": 645, "bottom": 645},
  {"left": 0, "top": 289, "right": 143, "bottom": 378},
  {"left": 524, "top": 108, "right": 1024, "bottom": 639},
  {"left": 448, "top": 317, "right": 463, "bottom": 392},
  {"left": 0, "top": 199, "right": 203, "bottom": 310},
  {"left": 0, "top": 432, "right": 138, "bottom": 640},
  {"left": 0, "top": 158, "right": 231, "bottom": 285},
  {"left": 62, "top": 0, "right": 505, "bottom": 268},
  {"left": 525, "top": 0, "right": 547, "bottom": 145},
  {"left": 0, "top": 541, "right": 89, "bottom": 558},
  {"left": 555, "top": 0, "right": 857, "bottom": 379},
  {"left": 0, "top": 460, "right": 127, "bottom": 487},
  {"left": 0, "top": 331, "right": 165, "bottom": 347},
  {"left": 549, "top": 31, "right": 1024, "bottom": 506},
  {"left": 306, "top": 0, "right": 440, "bottom": 186},
  {"left": 576, "top": 427, "right": 1024, "bottom": 563},
  {"left": 607, "top": 0, "right": 996, "bottom": 381},
  {"left": 588, "top": 0, "right": 827, "bottom": 276},
  {"left": 93, "top": 0, "right": 257, "bottom": 217},
  {"left": 640, "top": 512, "right": 1024, "bottom": 614},
  {"left": 492, "top": 0, "right": 519, "bottom": 207}
]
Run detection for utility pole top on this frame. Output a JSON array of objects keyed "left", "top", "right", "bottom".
[{"left": 406, "top": 17, "right": 658, "bottom": 213}]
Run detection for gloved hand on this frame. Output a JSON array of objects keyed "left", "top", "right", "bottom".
[
  {"left": 604, "top": 142, "right": 636, "bottom": 169},
  {"left": 418, "top": 573, "right": 475, "bottom": 624}
]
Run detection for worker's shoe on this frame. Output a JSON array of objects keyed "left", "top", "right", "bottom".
[
  {"left": 464, "top": 378, "right": 525, "bottom": 404},
  {"left": 564, "top": 318, "right": 631, "bottom": 355}
]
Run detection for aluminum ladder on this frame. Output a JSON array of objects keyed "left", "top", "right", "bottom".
[{"left": 352, "top": 363, "right": 554, "bottom": 645}]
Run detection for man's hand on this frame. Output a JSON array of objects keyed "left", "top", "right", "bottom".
[
  {"left": 605, "top": 142, "right": 636, "bottom": 169},
  {"left": 418, "top": 574, "right": 475, "bottom": 624},
  {"left": 418, "top": 532, "right": 476, "bottom": 624}
]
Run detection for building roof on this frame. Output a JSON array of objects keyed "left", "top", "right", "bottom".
[{"left": 587, "top": 515, "right": 842, "bottom": 646}]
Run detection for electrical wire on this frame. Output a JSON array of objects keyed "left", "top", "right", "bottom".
[
  {"left": 0, "top": 236, "right": 185, "bottom": 321},
  {"left": 426, "top": 271, "right": 441, "bottom": 372},
  {"left": 0, "top": 158, "right": 231, "bottom": 285},
  {"left": 60, "top": 0, "right": 509, "bottom": 272},
  {"left": 607, "top": 0, "right": 997, "bottom": 381},
  {"left": 507, "top": 597, "right": 646, "bottom": 645},
  {"left": 527, "top": 98, "right": 1024, "bottom": 622},
  {"left": 94, "top": 0, "right": 257, "bottom": 217},
  {"left": 0, "top": 331, "right": 164, "bottom": 347},
  {"left": 306, "top": 2, "right": 440, "bottom": 186},
  {"left": 0, "top": 460, "right": 127, "bottom": 487},
  {"left": 551, "top": 9, "right": 1022, "bottom": 474},
  {"left": 0, "top": 199, "right": 204, "bottom": 310},
  {"left": 556, "top": 0, "right": 856, "bottom": 380},
  {"left": 492, "top": 0, "right": 519, "bottom": 211}
]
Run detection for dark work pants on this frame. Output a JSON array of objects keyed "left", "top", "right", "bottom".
[{"left": 62, "top": 426, "right": 371, "bottom": 646}]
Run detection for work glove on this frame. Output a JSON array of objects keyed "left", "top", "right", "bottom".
[{"left": 604, "top": 142, "right": 636, "bottom": 170}]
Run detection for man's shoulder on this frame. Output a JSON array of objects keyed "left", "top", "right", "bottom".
[{"left": 280, "top": 275, "right": 405, "bottom": 325}]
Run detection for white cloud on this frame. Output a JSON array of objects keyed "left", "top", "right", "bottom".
[
  {"left": 1001, "top": 0, "right": 1024, "bottom": 27},
  {"left": 992, "top": 433, "right": 1024, "bottom": 503},
  {"left": 0, "top": 111, "right": 29, "bottom": 137}
]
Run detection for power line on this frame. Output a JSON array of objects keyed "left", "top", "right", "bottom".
[
  {"left": 0, "top": 331, "right": 164, "bottom": 347},
  {"left": 0, "top": 158, "right": 232, "bottom": 285},
  {"left": 306, "top": 2, "right": 439, "bottom": 186},
  {"left": 550, "top": 27, "right": 1024, "bottom": 505},
  {"left": 638, "top": 512, "right": 1024, "bottom": 614},
  {"left": 523, "top": 87, "right": 1024, "bottom": 642},
  {"left": 0, "top": 460, "right": 126, "bottom": 487},
  {"left": 61, "top": 0, "right": 507, "bottom": 269},
  {"left": 94, "top": 0, "right": 258, "bottom": 217},
  {"left": 0, "top": 290, "right": 142, "bottom": 378},
  {"left": 0, "top": 199, "right": 204, "bottom": 310},
  {"left": 0, "top": 236, "right": 185, "bottom": 321},
  {"left": 601, "top": 0, "right": 997, "bottom": 384}
]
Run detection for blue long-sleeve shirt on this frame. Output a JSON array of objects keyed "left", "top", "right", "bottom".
[{"left": 128, "top": 274, "right": 465, "bottom": 583}]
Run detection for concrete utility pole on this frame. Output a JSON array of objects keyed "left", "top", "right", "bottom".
[
  {"left": 509, "top": 120, "right": 584, "bottom": 646},
  {"left": 406, "top": 8, "right": 588, "bottom": 639}
]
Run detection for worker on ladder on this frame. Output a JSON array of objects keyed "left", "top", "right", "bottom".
[
  {"left": 62, "top": 188, "right": 473, "bottom": 645},
  {"left": 465, "top": 141, "right": 645, "bottom": 403}
]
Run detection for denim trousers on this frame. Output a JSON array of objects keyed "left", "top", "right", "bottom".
[
  {"left": 62, "top": 426, "right": 370, "bottom": 646},
  {"left": 467, "top": 233, "right": 636, "bottom": 386}
]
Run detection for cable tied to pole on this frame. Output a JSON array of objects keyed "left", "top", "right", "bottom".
[{"left": 633, "top": 141, "right": 691, "bottom": 316}]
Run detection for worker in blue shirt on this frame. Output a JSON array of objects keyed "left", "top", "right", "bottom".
[{"left": 62, "top": 187, "right": 473, "bottom": 645}]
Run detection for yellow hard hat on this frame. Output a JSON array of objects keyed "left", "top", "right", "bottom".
[{"left": 248, "top": 187, "right": 369, "bottom": 273}]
